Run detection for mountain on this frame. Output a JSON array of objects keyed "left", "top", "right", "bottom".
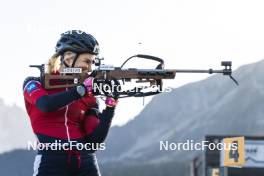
[
  {"left": 96, "top": 59, "right": 264, "bottom": 175},
  {"left": 0, "top": 99, "right": 35, "bottom": 154},
  {"left": 0, "top": 149, "right": 36, "bottom": 175},
  {"left": 1, "top": 60, "right": 264, "bottom": 176}
]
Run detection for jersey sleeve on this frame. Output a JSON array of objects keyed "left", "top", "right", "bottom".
[{"left": 23, "top": 79, "right": 48, "bottom": 105}]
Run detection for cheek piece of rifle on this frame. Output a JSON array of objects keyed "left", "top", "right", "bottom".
[{"left": 29, "top": 54, "right": 238, "bottom": 99}]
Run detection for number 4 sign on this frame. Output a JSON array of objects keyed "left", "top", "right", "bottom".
[{"left": 223, "top": 136, "right": 245, "bottom": 167}]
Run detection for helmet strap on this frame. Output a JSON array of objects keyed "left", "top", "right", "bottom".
[
  {"left": 71, "top": 54, "right": 79, "bottom": 67},
  {"left": 60, "top": 53, "right": 79, "bottom": 68},
  {"left": 60, "top": 55, "right": 70, "bottom": 68}
]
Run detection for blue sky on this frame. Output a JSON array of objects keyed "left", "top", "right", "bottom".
[{"left": 1, "top": 0, "right": 264, "bottom": 125}]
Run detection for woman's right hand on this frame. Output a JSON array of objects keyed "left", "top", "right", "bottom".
[{"left": 83, "top": 77, "right": 95, "bottom": 96}]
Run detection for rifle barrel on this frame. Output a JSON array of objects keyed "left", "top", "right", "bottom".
[{"left": 175, "top": 69, "right": 229, "bottom": 74}]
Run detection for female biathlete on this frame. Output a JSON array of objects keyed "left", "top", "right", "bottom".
[{"left": 23, "top": 30, "right": 118, "bottom": 176}]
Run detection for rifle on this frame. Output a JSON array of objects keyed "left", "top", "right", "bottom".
[{"left": 30, "top": 54, "right": 238, "bottom": 98}]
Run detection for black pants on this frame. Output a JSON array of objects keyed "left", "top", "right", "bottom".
[{"left": 33, "top": 151, "right": 101, "bottom": 176}]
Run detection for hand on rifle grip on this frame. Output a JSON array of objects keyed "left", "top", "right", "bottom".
[
  {"left": 104, "top": 79, "right": 120, "bottom": 107},
  {"left": 108, "top": 79, "right": 120, "bottom": 99}
]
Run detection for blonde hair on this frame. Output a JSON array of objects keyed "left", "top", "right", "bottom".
[
  {"left": 47, "top": 52, "right": 76, "bottom": 73},
  {"left": 47, "top": 54, "right": 61, "bottom": 74}
]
